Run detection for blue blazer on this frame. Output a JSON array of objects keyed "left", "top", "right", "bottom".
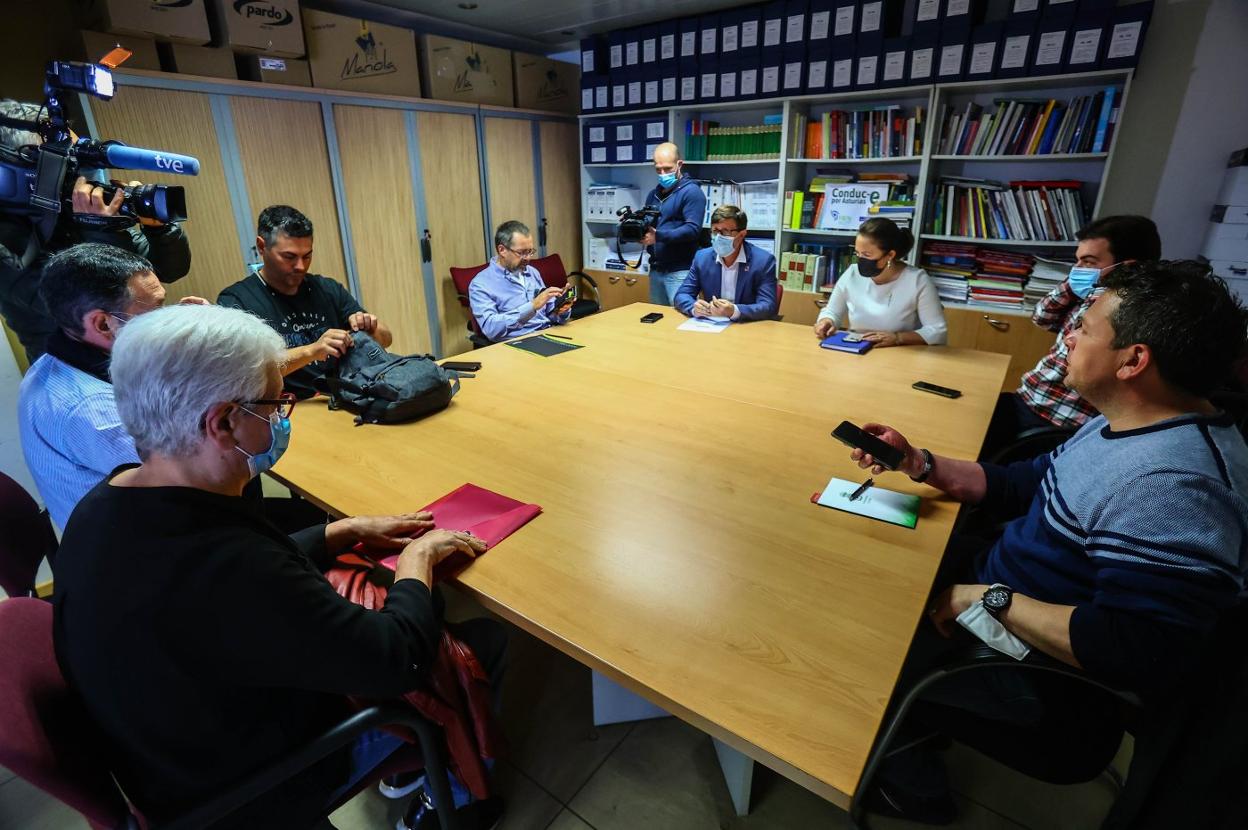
[{"left": 673, "top": 242, "right": 779, "bottom": 321}]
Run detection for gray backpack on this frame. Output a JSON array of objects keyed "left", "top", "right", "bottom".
[{"left": 325, "top": 332, "right": 460, "bottom": 425}]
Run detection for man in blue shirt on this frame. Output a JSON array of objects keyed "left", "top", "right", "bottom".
[
  {"left": 468, "top": 220, "right": 572, "bottom": 342},
  {"left": 642, "top": 143, "right": 707, "bottom": 306},
  {"left": 17, "top": 243, "right": 204, "bottom": 529},
  {"left": 673, "top": 205, "right": 778, "bottom": 322},
  {"left": 846, "top": 260, "right": 1248, "bottom": 823}
]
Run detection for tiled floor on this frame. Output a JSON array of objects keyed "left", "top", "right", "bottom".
[{"left": 0, "top": 589, "right": 1127, "bottom": 830}]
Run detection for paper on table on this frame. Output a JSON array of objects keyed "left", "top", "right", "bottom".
[
  {"left": 678, "top": 316, "right": 732, "bottom": 333},
  {"left": 379, "top": 483, "right": 543, "bottom": 578},
  {"left": 812, "top": 477, "right": 920, "bottom": 529}
]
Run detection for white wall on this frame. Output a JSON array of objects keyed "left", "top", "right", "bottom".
[{"left": 1100, "top": 0, "right": 1248, "bottom": 257}]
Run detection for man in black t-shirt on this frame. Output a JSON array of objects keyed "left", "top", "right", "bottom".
[{"left": 217, "top": 205, "right": 393, "bottom": 398}]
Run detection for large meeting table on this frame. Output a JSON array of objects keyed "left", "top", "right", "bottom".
[{"left": 273, "top": 302, "right": 1010, "bottom": 810}]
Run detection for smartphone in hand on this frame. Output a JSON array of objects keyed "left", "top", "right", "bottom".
[{"left": 831, "top": 421, "right": 906, "bottom": 471}]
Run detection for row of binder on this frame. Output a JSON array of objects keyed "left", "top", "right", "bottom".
[{"left": 580, "top": 0, "right": 1152, "bottom": 114}]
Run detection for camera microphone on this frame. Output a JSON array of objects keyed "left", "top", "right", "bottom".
[{"left": 85, "top": 141, "right": 201, "bottom": 176}]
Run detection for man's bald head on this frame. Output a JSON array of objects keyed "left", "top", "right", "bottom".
[{"left": 653, "top": 142, "right": 682, "bottom": 181}]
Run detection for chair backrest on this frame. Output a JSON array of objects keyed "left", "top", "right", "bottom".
[
  {"left": 530, "top": 254, "right": 567, "bottom": 289},
  {"left": 449, "top": 263, "right": 489, "bottom": 340},
  {"left": 775, "top": 281, "right": 784, "bottom": 313},
  {"left": 0, "top": 598, "right": 132, "bottom": 828},
  {"left": 0, "top": 471, "right": 58, "bottom": 597}
]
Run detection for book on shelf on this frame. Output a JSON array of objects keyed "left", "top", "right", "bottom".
[
  {"left": 780, "top": 242, "right": 854, "bottom": 292},
  {"left": 788, "top": 172, "right": 914, "bottom": 231},
  {"left": 793, "top": 106, "right": 925, "bottom": 160},
  {"left": 698, "top": 179, "right": 780, "bottom": 228},
  {"left": 921, "top": 243, "right": 1038, "bottom": 310},
  {"left": 1024, "top": 255, "right": 1075, "bottom": 305},
  {"left": 686, "top": 119, "right": 782, "bottom": 160},
  {"left": 927, "top": 176, "right": 1087, "bottom": 241},
  {"left": 933, "top": 86, "right": 1120, "bottom": 157}
]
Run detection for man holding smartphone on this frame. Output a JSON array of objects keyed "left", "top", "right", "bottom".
[
  {"left": 844, "top": 260, "right": 1248, "bottom": 824},
  {"left": 468, "top": 220, "right": 573, "bottom": 342}
]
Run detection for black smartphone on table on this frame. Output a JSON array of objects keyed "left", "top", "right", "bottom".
[
  {"left": 912, "top": 381, "right": 962, "bottom": 399},
  {"left": 442, "top": 361, "right": 482, "bottom": 372},
  {"left": 640, "top": 312, "right": 663, "bottom": 323},
  {"left": 831, "top": 421, "right": 907, "bottom": 471}
]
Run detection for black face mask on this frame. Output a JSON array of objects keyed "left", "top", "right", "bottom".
[{"left": 857, "top": 255, "right": 887, "bottom": 279}]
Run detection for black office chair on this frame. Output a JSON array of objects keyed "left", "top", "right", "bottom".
[
  {"left": 850, "top": 604, "right": 1248, "bottom": 830},
  {"left": 986, "top": 424, "right": 1075, "bottom": 466}
]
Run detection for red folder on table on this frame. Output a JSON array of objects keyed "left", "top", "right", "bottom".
[{"left": 379, "top": 483, "right": 543, "bottom": 574}]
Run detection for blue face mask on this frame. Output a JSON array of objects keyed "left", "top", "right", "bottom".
[
  {"left": 234, "top": 408, "right": 292, "bottom": 478},
  {"left": 711, "top": 233, "right": 736, "bottom": 258},
  {"left": 1067, "top": 265, "right": 1103, "bottom": 299},
  {"left": 658, "top": 171, "right": 678, "bottom": 189}
]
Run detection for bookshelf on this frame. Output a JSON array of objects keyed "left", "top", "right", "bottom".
[{"left": 579, "top": 68, "right": 1133, "bottom": 316}]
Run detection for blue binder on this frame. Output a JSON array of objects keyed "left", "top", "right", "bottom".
[
  {"left": 965, "top": 21, "right": 1004, "bottom": 80},
  {"left": 936, "top": 18, "right": 970, "bottom": 82},
  {"left": 784, "top": 0, "right": 809, "bottom": 44},
  {"left": 782, "top": 42, "right": 807, "bottom": 95},
  {"left": 908, "top": 24, "right": 939, "bottom": 83},
  {"left": 1101, "top": 0, "right": 1152, "bottom": 70},
  {"left": 1030, "top": 7, "right": 1075, "bottom": 76},
  {"left": 761, "top": 0, "right": 787, "bottom": 52},
  {"left": 698, "top": 55, "right": 719, "bottom": 103},
  {"left": 859, "top": 0, "right": 905, "bottom": 37},
  {"left": 854, "top": 33, "right": 884, "bottom": 91},
  {"left": 699, "top": 13, "right": 720, "bottom": 58},
  {"left": 806, "top": 42, "right": 832, "bottom": 94},
  {"left": 1064, "top": 6, "right": 1113, "bottom": 72},
  {"left": 808, "top": 0, "right": 834, "bottom": 44},
  {"left": 880, "top": 36, "right": 910, "bottom": 88},
  {"left": 997, "top": 14, "right": 1037, "bottom": 79}
]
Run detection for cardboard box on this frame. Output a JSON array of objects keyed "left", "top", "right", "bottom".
[
  {"left": 420, "top": 34, "right": 513, "bottom": 107},
  {"left": 237, "top": 55, "right": 311, "bottom": 86},
  {"left": 513, "top": 52, "right": 579, "bottom": 114},
  {"left": 79, "top": 30, "right": 162, "bottom": 71},
  {"left": 160, "top": 43, "right": 236, "bottom": 79},
  {"left": 302, "top": 8, "right": 421, "bottom": 96},
  {"left": 84, "top": 0, "right": 211, "bottom": 45},
  {"left": 206, "top": 0, "right": 303, "bottom": 58}
]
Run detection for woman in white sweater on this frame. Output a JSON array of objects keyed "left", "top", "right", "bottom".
[{"left": 813, "top": 218, "right": 947, "bottom": 347}]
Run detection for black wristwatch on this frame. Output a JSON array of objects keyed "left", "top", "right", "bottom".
[
  {"left": 982, "top": 583, "right": 1014, "bottom": 619},
  {"left": 910, "top": 448, "right": 934, "bottom": 483}
]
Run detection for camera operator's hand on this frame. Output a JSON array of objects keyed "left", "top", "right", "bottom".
[
  {"left": 308, "top": 328, "right": 353, "bottom": 362},
  {"left": 71, "top": 176, "right": 124, "bottom": 217},
  {"left": 348, "top": 311, "right": 379, "bottom": 335},
  {"left": 641, "top": 228, "right": 656, "bottom": 247},
  {"left": 532, "top": 286, "right": 563, "bottom": 311}
]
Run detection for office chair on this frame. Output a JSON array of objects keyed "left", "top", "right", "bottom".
[
  {"left": 0, "top": 598, "right": 463, "bottom": 830},
  {"left": 0, "top": 471, "right": 58, "bottom": 598},
  {"left": 530, "top": 254, "right": 601, "bottom": 319},
  {"left": 448, "top": 264, "right": 492, "bottom": 349}
]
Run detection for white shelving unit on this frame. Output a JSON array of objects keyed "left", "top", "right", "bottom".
[{"left": 579, "top": 68, "right": 1133, "bottom": 311}]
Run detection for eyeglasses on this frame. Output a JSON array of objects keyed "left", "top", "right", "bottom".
[
  {"left": 711, "top": 227, "right": 744, "bottom": 236},
  {"left": 239, "top": 391, "right": 297, "bottom": 420},
  {"left": 506, "top": 247, "right": 537, "bottom": 259}
]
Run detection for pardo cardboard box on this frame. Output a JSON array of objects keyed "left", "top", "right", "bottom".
[
  {"left": 420, "top": 34, "right": 513, "bottom": 107},
  {"left": 237, "top": 55, "right": 312, "bottom": 87},
  {"left": 207, "top": 0, "right": 304, "bottom": 57},
  {"left": 79, "top": 30, "right": 162, "bottom": 71},
  {"left": 301, "top": 8, "right": 421, "bottom": 96},
  {"left": 161, "top": 43, "right": 236, "bottom": 79},
  {"left": 513, "top": 52, "right": 579, "bottom": 113},
  {"left": 84, "top": 0, "right": 211, "bottom": 45}
]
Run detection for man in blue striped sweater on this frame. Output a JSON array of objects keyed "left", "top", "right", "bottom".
[{"left": 849, "top": 260, "right": 1248, "bottom": 823}]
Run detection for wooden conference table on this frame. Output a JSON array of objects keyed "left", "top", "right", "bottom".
[{"left": 272, "top": 303, "right": 1009, "bottom": 809}]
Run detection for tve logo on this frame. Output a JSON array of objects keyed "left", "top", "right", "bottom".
[
  {"left": 232, "top": 0, "right": 294, "bottom": 26},
  {"left": 155, "top": 154, "right": 185, "bottom": 174}
]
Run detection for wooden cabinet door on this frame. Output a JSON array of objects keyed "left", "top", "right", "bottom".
[
  {"left": 418, "top": 112, "right": 487, "bottom": 358},
  {"left": 586, "top": 269, "right": 646, "bottom": 310},
  {"left": 942, "top": 305, "right": 982, "bottom": 350},
  {"left": 954, "top": 309, "right": 1057, "bottom": 393},
  {"left": 539, "top": 121, "right": 583, "bottom": 271},
  {"left": 483, "top": 116, "right": 538, "bottom": 240},
  {"left": 88, "top": 87, "right": 244, "bottom": 303}
]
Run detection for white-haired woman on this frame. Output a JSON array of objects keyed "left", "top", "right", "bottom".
[{"left": 51, "top": 305, "right": 502, "bottom": 829}]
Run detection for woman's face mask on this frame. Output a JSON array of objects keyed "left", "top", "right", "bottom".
[{"left": 234, "top": 407, "right": 292, "bottom": 478}]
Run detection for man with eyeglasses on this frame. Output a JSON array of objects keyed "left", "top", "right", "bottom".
[
  {"left": 673, "top": 205, "right": 778, "bottom": 322},
  {"left": 468, "top": 220, "right": 573, "bottom": 342},
  {"left": 16, "top": 243, "right": 206, "bottom": 529}
]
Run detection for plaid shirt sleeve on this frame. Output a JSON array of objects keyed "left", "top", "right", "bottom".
[
  {"left": 1032, "top": 279, "right": 1080, "bottom": 333},
  {"left": 1018, "top": 294, "right": 1101, "bottom": 429}
]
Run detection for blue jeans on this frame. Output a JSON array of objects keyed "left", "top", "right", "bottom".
[{"left": 648, "top": 269, "right": 689, "bottom": 306}]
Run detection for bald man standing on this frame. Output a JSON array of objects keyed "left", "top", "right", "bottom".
[{"left": 641, "top": 142, "right": 707, "bottom": 306}]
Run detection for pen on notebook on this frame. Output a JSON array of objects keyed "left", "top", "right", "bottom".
[
  {"left": 849, "top": 478, "right": 875, "bottom": 502},
  {"left": 543, "top": 333, "right": 574, "bottom": 340}
]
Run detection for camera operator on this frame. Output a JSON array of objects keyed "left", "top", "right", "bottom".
[
  {"left": 641, "top": 142, "right": 706, "bottom": 307},
  {"left": 0, "top": 99, "right": 192, "bottom": 362}
]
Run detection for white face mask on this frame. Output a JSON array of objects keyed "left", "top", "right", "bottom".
[
  {"left": 1067, "top": 266, "right": 1102, "bottom": 299},
  {"left": 711, "top": 233, "right": 736, "bottom": 258}
]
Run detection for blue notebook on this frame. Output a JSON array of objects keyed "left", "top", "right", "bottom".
[{"left": 820, "top": 332, "right": 873, "bottom": 354}]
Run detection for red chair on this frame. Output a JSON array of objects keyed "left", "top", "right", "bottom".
[
  {"left": 0, "top": 598, "right": 136, "bottom": 830},
  {"left": 0, "top": 596, "right": 466, "bottom": 830},
  {"left": 774, "top": 282, "right": 784, "bottom": 320},
  {"left": 0, "top": 471, "right": 59, "bottom": 598},
  {"left": 530, "top": 254, "right": 601, "bottom": 320},
  {"left": 449, "top": 263, "right": 492, "bottom": 349}
]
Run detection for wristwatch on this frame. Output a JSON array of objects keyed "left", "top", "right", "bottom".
[
  {"left": 982, "top": 583, "right": 1014, "bottom": 619},
  {"left": 910, "top": 448, "right": 934, "bottom": 483}
]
